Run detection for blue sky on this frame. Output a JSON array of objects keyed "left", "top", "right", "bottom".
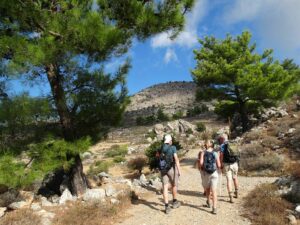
[{"left": 9, "top": 0, "right": 300, "bottom": 96}]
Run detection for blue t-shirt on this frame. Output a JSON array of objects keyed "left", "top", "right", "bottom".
[{"left": 162, "top": 143, "right": 177, "bottom": 155}]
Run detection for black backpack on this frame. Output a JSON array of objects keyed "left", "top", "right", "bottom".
[
  {"left": 203, "top": 151, "right": 216, "bottom": 174},
  {"left": 156, "top": 145, "right": 174, "bottom": 172},
  {"left": 223, "top": 142, "right": 240, "bottom": 164}
]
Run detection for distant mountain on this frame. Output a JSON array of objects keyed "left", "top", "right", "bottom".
[{"left": 124, "top": 81, "right": 206, "bottom": 125}]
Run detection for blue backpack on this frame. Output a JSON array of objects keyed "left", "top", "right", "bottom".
[
  {"left": 156, "top": 145, "right": 174, "bottom": 172},
  {"left": 203, "top": 151, "right": 216, "bottom": 174}
]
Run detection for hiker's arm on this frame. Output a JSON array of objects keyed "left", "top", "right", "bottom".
[
  {"left": 220, "top": 152, "right": 224, "bottom": 169},
  {"left": 199, "top": 151, "right": 204, "bottom": 170},
  {"left": 216, "top": 153, "right": 221, "bottom": 169},
  {"left": 174, "top": 153, "right": 181, "bottom": 176}
]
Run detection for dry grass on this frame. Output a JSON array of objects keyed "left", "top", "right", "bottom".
[
  {"left": 261, "top": 136, "right": 281, "bottom": 149},
  {"left": 52, "top": 193, "right": 131, "bottom": 225},
  {"left": 286, "top": 161, "right": 300, "bottom": 179},
  {"left": 239, "top": 143, "right": 284, "bottom": 175},
  {"left": 127, "top": 156, "right": 148, "bottom": 174},
  {"left": 242, "top": 130, "right": 263, "bottom": 144},
  {"left": 0, "top": 209, "right": 41, "bottom": 225},
  {"left": 243, "top": 183, "right": 292, "bottom": 225}
]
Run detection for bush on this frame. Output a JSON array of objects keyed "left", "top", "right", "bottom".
[
  {"left": 127, "top": 156, "right": 148, "bottom": 174},
  {"left": 0, "top": 137, "right": 91, "bottom": 189},
  {"left": 172, "top": 110, "right": 184, "bottom": 120},
  {"left": 105, "top": 145, "right": 127, "bottom": 158},
  {"left": 186, "top": 128, "right": 193, "bottom": 135},
  {"left": 156, "top": 108, "right": 169, "bottom": 122},
  {"left": 136, "top": 115, "right": 156, "bottom": 125},
  {"left": 186, "top": 105, "right": 208, "bottom": 117},
  {"left": 240, "top": 143, "right": 283, "bottom": 173},
  {"left": 136, "top": 116, "right": 146, "bottom": 126},
  {"left": 242, "top": 130, "right": 263, "bottom": 144},
  {"left": 243, "top": 183, "right": 292, "bottom": 225},
  {"left": 261, "top": 136, "right": 281, "bottom": 149},
  {"left": 88, "top": 160, "right": 112, "bottom": 176},
  {"left": 113, "top": 155, "right": 126, "bottom": 163},
  {"left": 196, "top": 122, "right": 206, "bottom": 132},
  {"left": 146, "top": 129, "right": 156, "bottom": 140}
]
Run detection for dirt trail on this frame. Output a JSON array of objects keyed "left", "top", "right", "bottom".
[{"left": 117, "top": 148, "right": 277, "bottom": 225}]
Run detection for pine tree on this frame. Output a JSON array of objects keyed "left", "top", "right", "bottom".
[
  {"left": 192, "top": 31, "right": 300, "bottom": 132},
  {"left": 0, "top": 0, "right": 195, "bottom": 195}
]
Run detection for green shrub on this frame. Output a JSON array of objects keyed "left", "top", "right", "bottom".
[
  {"left": 88, "top": 160, "right": 112, "bottom": 175},
  {"left": 136, "top": 116, "right": 146, "bottom": 126},
  {"left": 146, "top": 129, "right": 157, "bottom": 140},
  {"left": 172, "top": 110, "right": 184, "bottom": 120},
  {"left": 186, "top": 105, "right": 208, "bottom": 117},
  {"left": 0, "top": 155, "right": 27, "bottom": 188},
  {"left": 156, "top": 108, "right": 169, "bottom": 122},
  {"left": 196, "top": 122, "right": 206, "bottom": 132},
  {"left": 127, "top": 156, "right": 148, "bottom": 174},
  {"left": 0, "top": 137, "right": 91, "bottom": 188},
  {"left": 113, "top": 155, "right": 126, "bottom": 163},
  {"left": 186, "top": 128, "right": 193, "bottom": 135},
  {"left": 105, "top": 145, "right": 127, "bottom": 158}
]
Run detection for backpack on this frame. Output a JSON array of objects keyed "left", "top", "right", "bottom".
[
  {"left": 203, "top": 151, "right": 216, "bottom": 174},
  {"left": 223, "top": 142, "right": 240, "bottom": 164},
  {"left": 156, "top": 145, "right": 174, "bottom": 172}
]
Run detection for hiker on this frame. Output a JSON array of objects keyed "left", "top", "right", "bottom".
[
  {"left": 159, "top": 134, "right": 182, "bottom": 214},
  {"left": 199, "top": 139, "right": 221, "bottom": 214},
  {"left": 219, "top": 134, "right": 239, "bottom": 203}
]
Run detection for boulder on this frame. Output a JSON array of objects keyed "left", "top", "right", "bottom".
[
  {"left": 59, "top": 189, "right": 74, "bottom": 205},
  {"left": 105, "top": 186, "right": 117, "bottom": 197},
  {"left": 0, "top": 207, "right": 7, "bottom": 218},
  {"left": 19, "top": 191, "right": 34, "bottom": 205},
  {"left": 38, "top": 169, "right": 67, "bottom": 197},
  {"left": 8, "top": 201, "right": 28, "bottom": 210},
  {"left": 31, "top": 202, "right": 41, "bottom": 211},
  {"left": 82, "top": 152, "right": 92, "bottom": 160},
  {"left": 0, "top": 184, "right": 8, "bottom": 194},
  {"left": 98, "top": 172, "right": 111, "bottom": 178},
  {"left": 41, "top": 197, "right": 54, "bottom": 207},
  {"left": 83, "top": 189, "right": 105, "bottom": 202},
  {"left": 295, "top": 205, "right": 300, "bottom": 214},
  {"left": 139, "top": 174, "right": 148, "bottom": 186},
  {"left": 0, "top": 189, "right": 20, "bottom": 207}
]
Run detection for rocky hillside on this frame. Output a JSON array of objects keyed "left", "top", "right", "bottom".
[{"left": 124, "top": 81, "right": 212, "bottom": 124}]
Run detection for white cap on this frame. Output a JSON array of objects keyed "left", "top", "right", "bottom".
[{"left": 164, "top": 134, "right": 172, "bottom": 144}]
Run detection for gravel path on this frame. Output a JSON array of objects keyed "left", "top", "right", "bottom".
[{"left": 118, "top": 149, "right": 277, "bottom": 225}]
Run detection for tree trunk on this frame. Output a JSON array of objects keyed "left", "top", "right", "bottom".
[
  {"left": 239, "top": 101, "right": 248, "bottom": 132},
  {"left": 46, "top": 64, "right": 88, "bottom": 196}
]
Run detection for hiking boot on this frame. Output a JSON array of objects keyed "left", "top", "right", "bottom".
[
  {"left": 212, "top": 208, "right": 217, "bottom": 214},
  {"left": 205, "top": 200, "right": 211, "bottom": 208},
  {"left": 229, "top": 195, "right": 233, "bottom": 203},
  {"left": 165, "top": 205, "right": 171, "bottom": 214},
  {"left": 172, "top": 201, "right": 181, "bottom": 209},
  {"left": 234, "top": 190, "right": 238, "bottom": 198}
]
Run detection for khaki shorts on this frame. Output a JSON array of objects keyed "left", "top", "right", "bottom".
[
  {"left": 161, "top": 166, "right": 179, "bottom": 187},
  {"left": 202, "top": 170, "right": 219, "bottom": 190},
  {"left": 223, "top": 162, "right": 238, "bottom": 179}
]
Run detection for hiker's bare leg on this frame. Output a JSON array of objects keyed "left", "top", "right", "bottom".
[
  {"left": 226, "top": 176, "right": 232, "bottom": 194},
  {"left": 163, "top": 184, "right": 169, "bottom": 204},
  {"left": 212, "top": 189, "right": 217, "bottom": 208},
  {"left": 205, "top": 187, "right": 211, "bottom": 203},
  {"left": 172, "top": 184, "right": 177, "bottom": 200},
  {"left": 233, "top": 177, "right": 238, "bottom": 190}
]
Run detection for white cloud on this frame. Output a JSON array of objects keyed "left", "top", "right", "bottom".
[
  {"left": 151, "top": 0, "right": 208, "bottom": 48},
  {"left": 223, "top": 0, "right": 300, "bottom": 52},
  {"left": 164, "top": 48, "right": 178, "bottom": 64}
]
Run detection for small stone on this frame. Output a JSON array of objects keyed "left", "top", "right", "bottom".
[
  {"left": 286, "top": 214, "right": 297, "bottom": 225},
  {"left": 295, "top": 205, "right": 300, "bottom": 213},
  {"left": 110, "top": 198, "right": 120, "bottom": 205},
  {"left": 98, "top": 172, "right": 110, "bottom": 178},
  {"left": 82, "top": 151, "right": 92, "bottom": 160},
  {"left": 288, "top": 128, "right": 296, "bottom": 134},
  {"left": 0, "top": 207, "right": 7, "bottom": 218},
  {"left": 59, "top": 189, "right": 74, "bottom": 205}
]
